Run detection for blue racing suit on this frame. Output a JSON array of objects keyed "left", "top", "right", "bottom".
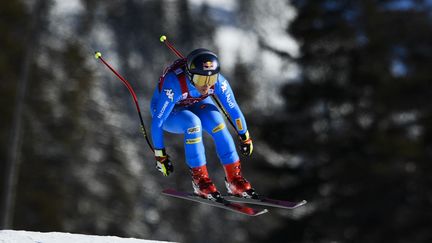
[{"left": 150, "top": 62, "right": 248, "bottom": 168}]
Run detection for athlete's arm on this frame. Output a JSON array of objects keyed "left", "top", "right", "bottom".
[
  {"left": 151, "top": 73, "right": 182, "bottom": 149},
  {"left": 214, "top": 74, "right": 248, "bottom": 135}
]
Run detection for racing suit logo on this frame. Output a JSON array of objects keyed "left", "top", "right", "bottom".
[
  {"left": 164, "top": 89, "right": 174, "bottom": 102},
  {"left": 203, "top": 61, "right": 216, "bottom": 71},
  {"left": 221, "top": 80, "right": 228, "bottom": 93},
  {"left": 157, "top": 101, "right": 169, "bottom": 119}
]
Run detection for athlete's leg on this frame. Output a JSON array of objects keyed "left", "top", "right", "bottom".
[
  {"left": 189, "top": 98, "right": 239, "bottom": 165},
  {"left": 190, "top": 98, "right": 257, "bottom": 198},
  {"left": 164, "top": 107, "right": 220, "bottom": 198},
  {"left": 163, "top": 109, "right": 205, "bottom": 167}
]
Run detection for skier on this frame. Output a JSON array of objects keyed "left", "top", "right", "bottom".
[{"left": 150, "top": 48, "right": 256, "bottom": 200}]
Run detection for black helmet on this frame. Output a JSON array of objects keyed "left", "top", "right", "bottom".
[{"left": 186, "top": 48, "right": 220, "bottom": 76}]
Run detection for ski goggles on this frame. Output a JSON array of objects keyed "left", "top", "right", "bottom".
[{"left": 192, "top": 73, "right": 218, "bottom": 86}]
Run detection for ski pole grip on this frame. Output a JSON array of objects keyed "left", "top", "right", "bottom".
[{"left": 94, "top": 51, "right": 102, "bottom": 59}]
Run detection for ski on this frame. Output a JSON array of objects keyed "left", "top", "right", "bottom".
[
  {"left": 162, "top": 188, "right": 268, "bottom": 216},
  {"left": 223, "top": 195, "right": 307, "bottom": 210}
]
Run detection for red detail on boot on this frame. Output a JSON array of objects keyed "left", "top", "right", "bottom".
[
  {"left": 191, "top": 165, "right": 218, "bottom": 198},
  {"left": 223, "top": 161, "right": 252, "bottom": 196}
]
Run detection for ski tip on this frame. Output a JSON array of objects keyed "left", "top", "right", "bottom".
[
  {"left": 294, "top": 200, "right": 308, "bottom": 208},
  {"left": 160, "top": 35, "right": 167, "bottom": 42},
  {"left": 254, "top": 208, "right": 269, "bottom": 216}
]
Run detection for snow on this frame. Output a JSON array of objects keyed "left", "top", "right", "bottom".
[
  {"left": 188, "top": 0, "right": 238, "bottom": 12},
  {"left": 215, "top": 27, "right": 259, "bottom": 69},
  {"left": 0, "top": 230, "right": 176, "bottom": 243},
  {"left": 206, "top": 0, "right": 301, "bottom": 111},
  {"left": 52, "top": 0, "right": 83, "bottom": 15}
]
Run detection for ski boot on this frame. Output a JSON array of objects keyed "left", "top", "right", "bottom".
[
  {"left": 224, "top": 161, "right": 259, "bottom": 199},
  {"left": 191, "top": 165, "right": 223, "bottom": 202}
]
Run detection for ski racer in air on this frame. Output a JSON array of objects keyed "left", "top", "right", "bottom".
[{"left": 150, "top": 48, "right": 257, "bottom": 200}]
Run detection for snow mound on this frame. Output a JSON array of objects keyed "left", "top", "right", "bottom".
[{"left": 0, "top": 230, "right": 176, "bottom": 243}]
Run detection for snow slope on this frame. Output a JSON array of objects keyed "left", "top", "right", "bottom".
[{"left": 0, "top": 230, "right": 176, "bottom": 243}]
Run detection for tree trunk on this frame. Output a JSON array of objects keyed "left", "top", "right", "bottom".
[{"left": 1, "top": 0, "right": 45, "bottom": 229}]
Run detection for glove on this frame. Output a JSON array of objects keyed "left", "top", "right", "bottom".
[
  {"left": 238, "top": 131, "right": 253, "bottom": 156},
  {"left": 155, "top": 149, "right": 174, "bottom": 176}
]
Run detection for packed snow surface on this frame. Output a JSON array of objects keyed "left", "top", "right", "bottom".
[{"left": 0, "top": 230, "right": 176, "bottom": 243}]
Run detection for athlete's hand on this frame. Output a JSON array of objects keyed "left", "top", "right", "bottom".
[
  {"left": 155, "top": 149, "right": 174, "bottom": 176},
  {"left": 238, "top": 131, "right": 253, "bottom": 156}
]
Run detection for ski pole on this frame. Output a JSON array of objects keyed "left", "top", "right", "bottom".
[
  {"left": 211, "top": 95, "right": 237, "bottom": 130},
  {"left": 160, "top": 35, "right": 184, "bottom": 58},
  {"left": 94, "top": 51, "right": 154, "bottom": 153},
  {"left": 159, "top": 35, "right": 237, "bottom": 131}
]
